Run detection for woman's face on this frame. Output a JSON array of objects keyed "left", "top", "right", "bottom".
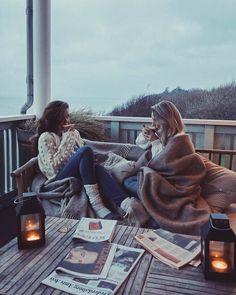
[
  {"left": 59, "top": 108, "right": 70, "bottom": 132},
  {"left": 151, "top": 111, "right": 160, "bottom": 130},
  {"left": 65, "top": 247, "right": 98, "bottom": 264},
  {"left": 63, "top": 108, "right": 70, "bottom": 125}
]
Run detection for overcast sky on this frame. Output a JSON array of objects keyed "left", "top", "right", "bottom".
[{"left": 1, "top": 0, "right": 236, "bottom": 114}]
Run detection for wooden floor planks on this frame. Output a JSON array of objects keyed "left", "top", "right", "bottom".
[{"left": 0, "top": 217, "right": 236, "bottom": 295}]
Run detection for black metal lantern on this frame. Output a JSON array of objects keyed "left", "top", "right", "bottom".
[
  {"left": 201, "top": 213, "right": 236, "bottom": 280},
  {"left": 15, "top": 192, "right": 45, "bottom": 249}
]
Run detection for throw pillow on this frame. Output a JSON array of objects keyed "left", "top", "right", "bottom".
[{"left": 103, "top": 152, "right": 137, "bottom": 184}]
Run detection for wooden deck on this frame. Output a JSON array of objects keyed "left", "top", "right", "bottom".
[{"left": 0, "top": 217, "right": 236, "bottom": 295}]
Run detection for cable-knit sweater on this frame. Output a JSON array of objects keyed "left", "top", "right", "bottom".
[
  {"left": 38, "top": 129, "right": 84, "bottom": 180},
  {"left": 135, "top": 132, "right": 163, "bottom": 158}
]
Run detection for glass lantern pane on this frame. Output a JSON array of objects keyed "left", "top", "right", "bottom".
[
  {"left": 209, "top": 241, "right": 234, "bottom": 273},
  {"left": 20, "top": 213, "right": 42, "bottom": 241}
]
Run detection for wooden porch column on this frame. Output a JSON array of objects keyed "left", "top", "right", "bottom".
[{"left": 33, "top": 0, "right": 51, "bottom": 117}]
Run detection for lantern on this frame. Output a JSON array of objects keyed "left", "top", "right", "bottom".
[
  {"left": 201, "top": 213, "right": 236, "bottom": 280},
  {"left": 15, "top": 192, "right": 45, "bottom": 249}
]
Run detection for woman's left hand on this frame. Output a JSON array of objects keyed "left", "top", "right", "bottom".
[
  {"left": 143, "top": 126, "right": 159, "bottom": 142},
  {"left": 63, "top": 124, "right": 75, "bottom": 132}
]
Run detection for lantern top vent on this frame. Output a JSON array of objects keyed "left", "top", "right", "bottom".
[{"left": 210, "top": 213, "right": 229, "bottom": 230}]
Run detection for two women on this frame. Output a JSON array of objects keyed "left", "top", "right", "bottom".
[{"left": 33, "top": 99, "right": 209, "bottom": 233}]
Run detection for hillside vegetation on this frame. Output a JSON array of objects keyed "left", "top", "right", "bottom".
[{"left": 109, "top": 82, "right": 236, "bottom": 120}]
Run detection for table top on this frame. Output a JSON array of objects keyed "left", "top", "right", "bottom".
[{"left": 0, "top": 217, "right": 236, "bottom": 295}]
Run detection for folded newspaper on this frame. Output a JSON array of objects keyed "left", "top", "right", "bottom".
[
  {"left": 42, "top": 244, "right": 144, "bottom": 295},
  {"left": 73, "top": 217, "right": 117, "bottom": 242},
  {"left": 135, "top": 228, "right": 201, "bottom": 269},
  {"left": 56, "top": 242, "right": 116, "bottom": 279}
]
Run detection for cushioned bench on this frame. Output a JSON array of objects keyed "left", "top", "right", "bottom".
[{"left": 11, "top": 141, "right": 236, "bottom": 232}]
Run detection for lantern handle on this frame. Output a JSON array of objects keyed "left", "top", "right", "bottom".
[
  {"left": 210, "top": 218, "right": 230, "bottom": 231},
  {"left": 14, "top": 195, "right": 37, "bottom": 204}
]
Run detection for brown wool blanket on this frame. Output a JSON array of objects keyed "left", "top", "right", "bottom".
[
  {"left": 103, "top": 134, "right": 213, "bottom": 235},
  {"left": 31, "top": 173, "right": 95, "bottom": 219},
  {"left": 136, "top": 134, "right": 212, "bottom": 235}
]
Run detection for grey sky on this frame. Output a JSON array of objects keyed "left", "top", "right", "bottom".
[{"left": 1, "top": 0, "right": 236, "bottom": 113}]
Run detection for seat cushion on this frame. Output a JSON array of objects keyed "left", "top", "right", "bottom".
[
  {"left": 226, "top": 204, "right": 236, "bottom": 233},
  {"left": 200, "top": 155, "right": 236, "bottom": 212}
]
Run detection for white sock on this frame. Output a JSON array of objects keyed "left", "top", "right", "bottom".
[
  {"left": 120, "top": 197, "right": 132, "bottom": 215},
  {"left": 84, "top": 184, "right": 111, "bottom": 218}
]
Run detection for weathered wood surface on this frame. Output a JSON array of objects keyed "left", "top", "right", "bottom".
[{"left": 0, "top": 217, "right": 236, "bottom": 295}]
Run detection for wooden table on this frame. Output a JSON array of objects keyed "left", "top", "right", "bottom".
[{"left": 0, "top": 217, "right": 236, "bottom": 295}]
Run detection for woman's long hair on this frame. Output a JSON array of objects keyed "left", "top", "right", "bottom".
[
  {"left": 31, "top": 100, "right": 69, "bottom": 154},
  {"left": 151, "top": 100, "right": 184, "bottom": 146}
]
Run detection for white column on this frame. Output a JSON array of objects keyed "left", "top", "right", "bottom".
[{"left": 33, "top": 0, "right": 51, "bottom": 117}]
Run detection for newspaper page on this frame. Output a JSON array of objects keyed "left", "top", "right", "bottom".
[
  {"left": 135, "top": 228, "right": 201, "bottom": 269},
  {"left": 73, "top": 217, "right": 117, "bottom": 242},
  {"left": 56, "top": 242, "right": 117, "bottom": 279},
  {"left": 42, "top": 244, "right": 144, "bottom": 295}
]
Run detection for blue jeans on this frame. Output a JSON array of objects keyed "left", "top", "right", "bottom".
[
  {"left": 55, "top": 146, "right": 96, "bottom": 184},
  {"left": 55, "top": 146, "right": 129, "bottom": 206},
  {"left": 123, "top": 176, "right": 139, "bottom": 199},
  {"left": 95, "top": 165, "right": 129, "bottom": 206},
  {"left": 124, "top": 175, "right": 160, "bottom": 229}
]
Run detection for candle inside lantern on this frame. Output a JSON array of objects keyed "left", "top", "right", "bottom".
[
  {"left": 26, "top": 231, "right": 41, "bottom": 241},
  {"left": 22, "top": 215, "right": 41, "bottom": 241},
  {"left": 15, "top": 194, "right": 45, "bottom": 249},
  {"left": 211, "top": 258, "right": 228, "bottom": 272}
]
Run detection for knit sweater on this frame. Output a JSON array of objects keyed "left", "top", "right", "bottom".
[
  {"left": 38, "top": 129, "right": 84, "bottom": 180},
  {"left": 135, "top": 132, "right": 163, "bottom": 158}
]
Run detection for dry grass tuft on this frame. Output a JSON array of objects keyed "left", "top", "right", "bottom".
[
  {"left": 19, "top": 109, "right": 109, "bottom": 142},
  {"left": 70, "top": 109, "right": 109, "bottom": 141}
]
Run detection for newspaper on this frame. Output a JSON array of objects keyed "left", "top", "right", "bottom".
[
  {"left": 56, "top": 242, "right": 117, "bottom": 279},
  {"left": 135, "top": 228, "right": 201, "bottom": 269},
  {"left": 73, "top": 217, "right": 117, "bottom": 242},
  {"left": 42, "top": 244, "right": 144, "bottom": 295}
]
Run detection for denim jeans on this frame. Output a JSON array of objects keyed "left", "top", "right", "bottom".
[
  {"left": 95, "top": 164, "right": 129, "bottom": 206},
  {"left": 123, "top": 176, "right": 139, "bottom": 199},
  {"left": 124, "top": 175, "right": 160, "bottom": 229},
  {"left": 55, "top": 146, "right": 96, "bottom": 184},
  {"left": 55, "top": 146, "right": 129, "bottom": 206}
]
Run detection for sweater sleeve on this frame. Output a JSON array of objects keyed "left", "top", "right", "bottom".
[
  {"left": 74, "top": 129, "right": 85, "bottom": 147},
  {"left": 135, "top": 132, "right": 151, "bottom": 150},
  {"left": 38, "top": 131, "right": 77, "bottom": 179},
  {"left": 151, "top": 139, "right": 163, "bottom": 158}
]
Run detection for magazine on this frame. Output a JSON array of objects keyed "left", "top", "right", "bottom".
[
  {"left": 56, "top": 242, "right": 117, "bottom": 279},
  {"left": 73, "top": 217, "right": 117, "bottom": 242},
  {"left": 42, "top": 244, "right": 144, "bottom": 295},
  {"left": 135, "top": 228, "right": 201, "bottom": 269}
]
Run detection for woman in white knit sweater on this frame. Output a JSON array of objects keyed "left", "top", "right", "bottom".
[{"left": 32, "top": 100, "right": 129, "bottom": 220}]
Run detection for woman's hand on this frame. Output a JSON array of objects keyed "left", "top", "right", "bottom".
[
  {"left": 142, "top": 125, "right": 159, "bottom": 142},
  {"left": 63, "top": 124, "right": 75, "bottom": 132}
]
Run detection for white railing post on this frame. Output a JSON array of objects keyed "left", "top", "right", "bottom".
[
  {"left": 204, "top": 125, "right": 215, "bottom": 149},
  {"left": 33, "top": 0, "right": 51, "bottom": 118}
]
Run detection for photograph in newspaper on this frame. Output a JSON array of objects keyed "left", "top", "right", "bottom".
[
  {"left": 135, "top": 228, "right": 201, "bottom": 269},
  {"left": 73, "top": 217, "right": 117, "bottom": 242},
  {"left": 56, "top": 241, "right": 116, "bottom": 279},
  {"left": 42, "top": 244, "right": 144, "bottom": 295}
]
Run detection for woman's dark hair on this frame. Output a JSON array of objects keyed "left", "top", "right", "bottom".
[{"left": 31, "top": 100, "right": 69, "bottom": 154}]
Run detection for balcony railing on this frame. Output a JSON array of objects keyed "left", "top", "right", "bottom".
[
  {"left": 96, "top": 116, "right": 236, "bottom": 150},
  {"left": 0, "top": 115, "right": 35, "bottom": 202},
  {"left": 1, "top": 115, "right": 236, "bottom": 201}
]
